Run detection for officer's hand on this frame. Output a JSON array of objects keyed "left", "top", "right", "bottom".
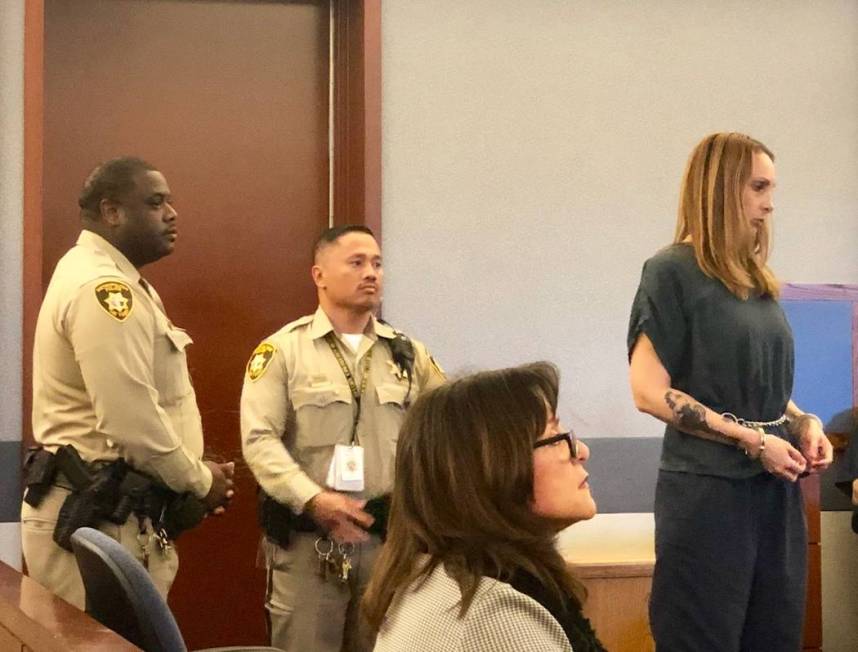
[
  {"left": 203, "top": 461, "right": 235, "bottom": 514},
  {"left": 306, "top": 491, "right": 373, "bottom": 544}
]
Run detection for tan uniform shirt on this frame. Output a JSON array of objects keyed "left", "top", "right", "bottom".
[
  {"left": 32, "top": 230, "right": 212, "bottom": 498},
  {"left": 240, "top": 307, "right": 444, "bottom": 513}
]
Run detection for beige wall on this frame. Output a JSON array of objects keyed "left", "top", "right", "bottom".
[
  {"left": 381, "top": 0, "right": 858, "bottom": 434},
  {"left": 380, "top": 2, "right": 858, "bottom": 649}
]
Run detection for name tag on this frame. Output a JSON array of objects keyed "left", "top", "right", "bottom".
[{"left": 326, "top": 444, "right": 365, "bottom": 492}]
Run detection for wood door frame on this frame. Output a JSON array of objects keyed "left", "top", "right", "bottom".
[
  {"left": 21, "top": 0, "right": 381, "bottom": 445},
  {"left": 334, "top": 0, "right": 382, "bottom": 235}
]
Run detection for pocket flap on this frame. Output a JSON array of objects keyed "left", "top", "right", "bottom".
[
  {"left": 165, "top": 328, "right": 193, "bottom": 351},
  {"left": 292, "top": 384, "right": 352, "bottom": 408},
  {"left": 375, "top": 382, "right": 409, "bottom": 406}
]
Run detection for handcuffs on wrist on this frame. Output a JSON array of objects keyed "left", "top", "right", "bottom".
[{"left": 721, "top": 412, "right": 787, "bottom": 460}]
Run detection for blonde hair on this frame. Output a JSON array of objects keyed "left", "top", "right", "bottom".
[
  {"left": 674, "top": 132, "right": 779, "bottom": 299},
  {"left": 362, "top": 362, "right": 585, "bottom": 633}
]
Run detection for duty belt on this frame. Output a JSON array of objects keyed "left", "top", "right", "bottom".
[{"left": 23, "top": 445, "right": 206, "bottom": 550}]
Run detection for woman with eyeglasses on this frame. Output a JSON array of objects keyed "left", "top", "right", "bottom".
[
  {"left": 363, "top": 362, "right": 605, "bottom": 652},
  {"left": 628, "top": 132, "right": 833, "bottom": 651}
]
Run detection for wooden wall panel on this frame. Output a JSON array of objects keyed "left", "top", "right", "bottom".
[
  {"left": 41, "top": 0, "right": 330, "bottom": 647},
  {"left": 28, "top": 0, "right": 381, "bottom": 646}
]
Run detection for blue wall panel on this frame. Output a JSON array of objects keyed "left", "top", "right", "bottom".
[{"left": 781, "top": 300, "right": 853, "bottom": 425}]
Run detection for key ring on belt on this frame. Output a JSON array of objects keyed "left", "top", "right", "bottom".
[
  {"left": 315, "top": 536, "right": 334, "bottom": 557},
  {"left": 721, "top": 413, "right": 787, "bottom": 429}
]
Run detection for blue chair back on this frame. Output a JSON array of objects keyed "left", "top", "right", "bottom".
[{"left": 71, "top": 527, "right": 188, "bottom": 652}]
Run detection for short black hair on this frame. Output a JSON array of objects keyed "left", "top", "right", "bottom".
[
  {"left": 78, "top": 156, "right": 157, "bottom": 218},
  {"left": 313, "top": 224, "right": 375, "bottom": 260}
]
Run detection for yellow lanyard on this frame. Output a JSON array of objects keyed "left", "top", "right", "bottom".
[{"left": 325, "top": 333, "right": 373, "bottom": 444}]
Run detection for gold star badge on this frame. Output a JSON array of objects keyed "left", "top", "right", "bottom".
[
  {"left": 246, "top": 342, "right": 276, "bottom": 381},
  {"left": 387, "top": 359, "right": 406, "bottom": 381},
  {"left": 95, "top": 281, "right": 133, "bottom": 321}
]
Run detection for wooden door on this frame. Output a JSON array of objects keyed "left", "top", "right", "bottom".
[{"left": 41, "top": 0, "right": 336, "bottom": 646}]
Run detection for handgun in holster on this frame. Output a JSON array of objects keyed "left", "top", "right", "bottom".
[
  {"left": 22, "top": 447, "right": 57, "bottom": 508},
  {"left": 52, "top": 445, "right": 122, "bottom": 551}
]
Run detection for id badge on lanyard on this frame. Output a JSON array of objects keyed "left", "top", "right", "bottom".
[
  {"left": 324, "top": 333, "right": 372, "bottom": 492},
  {"left": 326, "top": 443, "right": 365, "bottom": 492}
]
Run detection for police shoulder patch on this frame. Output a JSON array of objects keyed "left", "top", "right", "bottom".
[
  {"left": 94, "top": 281, "right": 133, "bottom": 322},
  {"left": 247, "top": 342, "right": 277, "bottom": 381}
]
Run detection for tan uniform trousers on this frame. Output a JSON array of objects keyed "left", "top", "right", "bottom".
[
  {"left": 265, "top": 532, "right": 381, "bottom": 652},
  {"left": 21, "top": 484, "right": 178, "bottom": 610}
]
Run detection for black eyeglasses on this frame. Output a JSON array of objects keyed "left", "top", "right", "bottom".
[{"left": 533, "top": 431, "right": 579, "bottom": 460}]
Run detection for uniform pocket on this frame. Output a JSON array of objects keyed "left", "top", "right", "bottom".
[
  {"left": 21, "top": 485, "right": 69, "bottom": 536},
  {"left": 375, "top": 383, "right": 409, "bottom": 408},
  {"left": 375, "top": 383, "right": 410, "bottom": 448},
  {"left": 291, "top": 384, "right": 352, "bottom": 409},
  {"left": 154, "top": 325, "right": 193, "bottom": 405},
  {"left": 165, "top": 328, "right": 193, "bottom": 351},
  {"left": 291, "top": 384, "right": 352, "bottom": 449}
]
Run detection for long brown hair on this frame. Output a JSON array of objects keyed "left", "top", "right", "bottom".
[
  {"left": 674, "top": 132, "right": 779, "bottom": 299},
  {"left": 362, "top": 362, "right": 585, "bottom": 633}
]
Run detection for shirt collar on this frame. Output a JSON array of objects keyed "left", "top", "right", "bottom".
[
  {"left": 76, "top": 230, "right": 142, "bottom": 284},
  {"left": 309, "top": 306, "right": 389, "bottom": 342}
]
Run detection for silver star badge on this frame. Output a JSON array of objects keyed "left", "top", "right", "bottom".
[{"left": 387, "top": 359, "right": 405, "bottom": 381}]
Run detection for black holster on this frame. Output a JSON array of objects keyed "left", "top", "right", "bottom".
[
  {"left": 22, "top": 447, "right": 58, "bottom": 507},
  {"left": 159, "top": 491, "right": 207, "bottom": 540},
  {"left": 258, "top": 491, "right": 298, "bottom": 548},
  {"left": 364, "top": 495, "right": 390, "bottom": 540},
  {"left": 53, "top": 452, "right": 126, "bottom": 551},
  {"left": 47, "top": 445, "right": 206, "bottom": 550}
]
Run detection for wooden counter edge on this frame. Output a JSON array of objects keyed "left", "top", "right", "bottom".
[
  {"left": 0, "top": 560, "right": 140, "bottom": 651},
  {"left": 565, "top": 559, "right": 655, "bottom": 580}
]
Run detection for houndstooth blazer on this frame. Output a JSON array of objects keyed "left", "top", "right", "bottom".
[{"left": 373, "top": 562, "right": 574, "bottom": 652}]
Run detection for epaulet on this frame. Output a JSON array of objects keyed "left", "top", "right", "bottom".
[
  {"left": 283, "top": 314, "right": 314, "bottom": 333},
  {"left": 78, "top": 272, "right": 131, "bottom": 293}
]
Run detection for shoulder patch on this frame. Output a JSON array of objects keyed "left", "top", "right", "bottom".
[
  {"left": 94, "top": 281, "right": 133, "bottom": 322},
  {"left": 247, "top": 342, "right": 277, "bottom": 381}
]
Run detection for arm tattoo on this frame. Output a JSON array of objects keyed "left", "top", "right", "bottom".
[{"left": 664, "top": 390, "right": 734, "bottom": 445}]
